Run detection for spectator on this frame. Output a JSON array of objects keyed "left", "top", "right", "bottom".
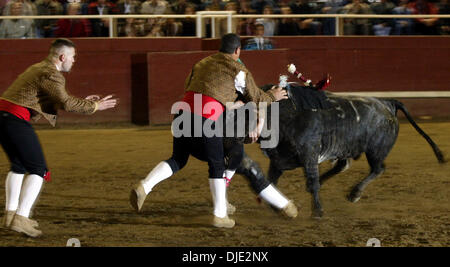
[
  {"left": 277, "top": 5, "right": 300, "bottom": 35},
  {"left": 320, "top": 0, "right": 346, "bottom": 35},
  {"left": 341, "top": 0, "right": 372, "bottom": 35},
  {"left": 255, "top": 5, "right": 277, "bottom": 36},
  {"left": 0, "top": 1, "right": 35, "bottom": 38},
  {"left": 2, "top": 0, "right": 36, "bottom": 15},
  {"left": 203, "top": 0, "right": 223, "bottom": 37},
  {"left": 117, "top": 18, "right": 140, "bottom": 36},
  {"left": 140, "top": 0, "right": 175, "bottom": 36},
  {"left": 392, "top": 0, "right": 414, "bottom": 35},
  {"left": 180, "top": 3, "right": 196, "bottom": 36},
  {"left": 370, "top": 0, "right": 396, "bottom": 36},
  {"left": 62, "top": 0, "right": 89, "bottom": 15},
  {"left": 250, "top": 0, "right": 278, "bottom": 14},
  {"left": 116, "top": 0, "right": 141, "bottom": 38},
  {"left": 237, "top": 0, "right": 257, "bottom": 36},
  {"left": 35, "top": 0, "right": 63, "bottom": 38},
  {"left": 243, "top": 23, "right": 274, "bottom": 50},
  {"left": 88, "top": 0, "right": 119, "bottom": 37},
  {"left": 204, "top": 0, "right": 224, "bottom": 11},
  {"left": 116, "top": 0, "right": 141, "bottom": 14},
  {"left": 0, "top": 0, "right": 7, "bottom": 14},
  {"left": 289, "top": 0, "right": 322, "bottom": 35},
  {"left": 409, "top": 0, "right": 439, "bottom": 35},
  {"left": 54, "top": 2, "right": 91, "bottom": 37},
  {"left": 218, "top": 1, "right": 238, "bottom": 37},
  {"left": 170, "top": 0, "right": 190, "bottom": 14},
  {"left": 140, "top": 0, "right": 171, "bottom": 14},
  {"left": 437, "top": 0, "right": 449, "bottom": 35}
]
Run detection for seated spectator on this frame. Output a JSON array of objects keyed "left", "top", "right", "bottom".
[
  {"left": 140, "top": 0, "right": 171, "bottom": 14},
  {"left": 277, "top": 5, "right": 300, "bottom": 35},
  {"left": 393, "top": 0, "right": 414, "bottom": 35},
  {"left": 2, "top": 0, "right": 36, "bottom": 15},
  {"left": 370, "top": 0, "right": 396, "bottom": 36},
  {"left": 204, "top": 0, "right": 224, "bottom": 11},
  {"left": 116, "top": 0, "right": 141, "bottom": 38},
  {"left": 289, "top": 0, "right": 322, "bottom": 35},
  {"left": 409, "top": 0, "right": 439, "bottom": 35},
  {"left": 218, "top": 1, "right": 238, "bottom": 37},
  {"left": 88, "top": 0, "right": 119, "bottom": 37},
  {"left": 255, "top": 5, "right": 277, "bottom": 36},
  {"left": 341, "top": 0, "right": 372, "bottom": 35},
  {"left": 54, "top": 2, "right": 91, "bottom": 37},
  {"left": 117, "top": 0, "right": 141, "bottom": 14},
  {"left": 203, "top": 0, "right": 223, "bottom": 37},
  {"left": 0, "top": 1, "right": 35, "bottom": 38},
  {"left": 62, "top": 0, "right": 89, "bottom": 15},
  {"left": 35, "top": 0, "right": 63, "bottom": 38},
  {"left": 250, "top": 0, "right": 278, "bottom": 14},
  {"left": 237, "top": 0, "right": 257, "bottom": 36},
  {"left": 243, "top": 23, "right": 274, "bottom": 50},
  {"left": 141, "top": 0, "right": 176, "bottom": 36},
  {"left": 118, "top": 18, "right": 139, "bottom": 37},
  {"left": 320, "top": 0, "right": 346, "bottom": 35},
  {"left": 180, "top": 4, "right": 196, "bottom": 36},
  {"left": 170, "top": 0, "right": 190, "bottom": 14},
  {"left": 437, "top": 0, "right": 449, "bottom": 35}
]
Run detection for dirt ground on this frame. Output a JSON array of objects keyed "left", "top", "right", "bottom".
[{"left": 0, "top": 121, "right": 449, "bottom": 247}]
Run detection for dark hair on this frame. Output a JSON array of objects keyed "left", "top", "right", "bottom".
[
  {"left": 255, "top": 23, "right": 265, "bottom": 29},
  {"left": 219, "top": 33, "right": 241, "bottom": 54},
  {"left": 50, "top": 38, "right": 76, "bottom": 50}
]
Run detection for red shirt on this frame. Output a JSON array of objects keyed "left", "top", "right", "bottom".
[
  {"left": 0, "top": 99, "right": 31, "bottom": 121},
  {"left": 54, "top": 19, "right": 92, "bottom": 38},
  {"left": 181, "top": 91, "right": 225, "bottom": 121}
]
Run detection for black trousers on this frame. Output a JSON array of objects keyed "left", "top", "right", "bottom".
[
  {"left": 0, "top": 111, "right": 47, "bottom": 176},
  {"left": 165, "top": 112, "right": 226, "bottom": 179}
]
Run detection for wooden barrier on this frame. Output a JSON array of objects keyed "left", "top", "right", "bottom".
[
  {"left": 135, "top": 49, "right": 289, "bottom": 125},
  {"left": 0, "top": 37, "right": 449, "bottom": 124},
  {"left": 0, "top": 38, "right": 202, "bottom": 124}
]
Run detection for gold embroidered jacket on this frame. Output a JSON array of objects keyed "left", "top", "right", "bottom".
[
  {"left": 0, "top": 58, "right": 97, "bottom": 126},
  {"left": 184, "top": 52, "right": 275, "bottom": 106}
]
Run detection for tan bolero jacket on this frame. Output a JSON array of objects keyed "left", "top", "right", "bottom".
[
  {"left": 0, "top": 58, "right": 97, "bottom": 126},
  {"left": 184, "top": 52, "right": 275, "bottom": 106}
]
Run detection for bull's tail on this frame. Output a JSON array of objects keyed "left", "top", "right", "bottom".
[{"left": 390, "top": 99, "right": 446, "bottom": 164}]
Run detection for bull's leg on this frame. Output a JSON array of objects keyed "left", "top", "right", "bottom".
[
  {"left": 236, "top": 152, "right": 271, "bottom": 194},
  {"left": 304, "top": 162, "right": 323, "bottom": 218},
  {"left": 348, "top": 162, "right": 385, "bottom": 203},
  {"left": 268, "top": 161, "right": 283, "bottom": 185},
  {"left": 319, "top": 159, "right": 351, "bottom": 185}
]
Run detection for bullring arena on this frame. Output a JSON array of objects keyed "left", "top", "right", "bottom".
[{"left": 0, "top": 36, "right": 449, "bottom": 247}]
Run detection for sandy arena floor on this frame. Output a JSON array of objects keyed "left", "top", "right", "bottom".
[{"left": 0, "top": 121, "right": 449, "bottom": 247}]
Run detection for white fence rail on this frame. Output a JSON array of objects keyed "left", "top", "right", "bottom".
[{"left": 1, "top": 12, "right": 450, "bottom": 38}]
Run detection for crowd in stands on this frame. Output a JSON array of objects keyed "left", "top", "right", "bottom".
[{"left": 0, "top": 0, "right": 448, "bottom": 38}]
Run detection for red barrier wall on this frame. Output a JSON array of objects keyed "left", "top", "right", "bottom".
[
  {"left": 1, "top": 37, "right": 449, "bottom": 125},
  {"left": 140, "top": 49, "right": 289, "bottom": 125},
  {"left": 0, "top": 38, "right": 202, "bottom": 124},
  {"left": 204, "top": 36, "right": 450, "bottom": 92}
]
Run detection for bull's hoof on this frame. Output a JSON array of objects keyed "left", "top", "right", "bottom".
[
  {"left": 311, "top": 209, "right": 324, "bottom": 220},
  {"left": 348, "top": 189, "right": 362, "bottom": 203}
]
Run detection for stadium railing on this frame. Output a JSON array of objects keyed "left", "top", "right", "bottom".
[{"left": 1, "top": 11, "right": 450, "bottom": 38}]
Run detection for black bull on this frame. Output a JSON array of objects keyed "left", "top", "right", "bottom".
[{"left": 223, "top": 83, "right": 446, "bottom": 218}]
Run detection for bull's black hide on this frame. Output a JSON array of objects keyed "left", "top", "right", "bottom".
[{"left": 235, "top": 83, "right": 446, "bottom": 218}]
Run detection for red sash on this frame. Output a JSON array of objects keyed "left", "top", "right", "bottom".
[
  {"left": 181, "top": 91, "right": 224, "bottom": 121},
  {"left": 0, "top": 99, "right": 31, "bottom": 121}
]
